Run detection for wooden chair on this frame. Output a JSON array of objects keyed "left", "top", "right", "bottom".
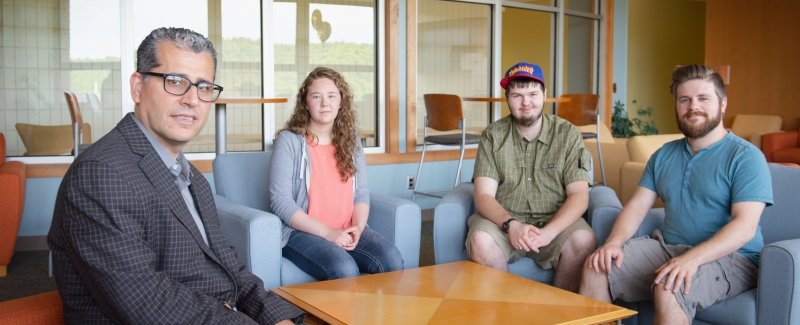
[
  {"left": 556, "top": 93, "right": 605, "bottom": 185},
  {"left": 63, "top": 91, "right": 89, "bottom": 156},
  {"left": 412, "top": 94, "right": 481, "bottom": 201}
]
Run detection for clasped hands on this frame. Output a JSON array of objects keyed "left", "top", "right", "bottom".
[
  {"left": 323, "top": 226, "right": 361, "bottom": 251},
  {"left": 508, "top": 221, "right": 555, "bottom": 253}
]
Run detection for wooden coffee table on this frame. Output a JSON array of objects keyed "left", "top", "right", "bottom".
[{"left": 273, "top": 261, "right": 635, "bottom": 324}]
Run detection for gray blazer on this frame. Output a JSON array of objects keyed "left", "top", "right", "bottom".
[{"left": 48, "top": 113, "right": 302, "bottom": 324}]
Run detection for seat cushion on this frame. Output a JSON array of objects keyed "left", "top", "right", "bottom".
[
  {"left": 695, "top": 289, "right": 756, "bottom": 325},
  {"left": 774, "top": 148, "right": 800, "bottom": 164},
  {"left": 425, "top": 133, "right": 481, "bottom": 145}
]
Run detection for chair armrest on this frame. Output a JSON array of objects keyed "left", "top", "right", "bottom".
[
  {"left": 757, "top": 238, "right": 800, "bottom": 325},
  {"left": 214, "top": 194, "right": 283, "bottom": 289},
  {"left": 433, "top": 182, "right": 474, "bottom": 264},
  {"left": 589, "top": 186, "right": 665, "bottom": 245},
  {"left": 368, "top": 193, "right": 421, "bottom": 269},
  {"left": 588, "top": 186, "right": 623, "bottom": 244},
  {"left": 762, "top": 131, "right": 799, "bottom": 162}
]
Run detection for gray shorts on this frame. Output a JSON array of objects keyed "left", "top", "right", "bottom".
[
  {"left": 465, "top": 212, "right": 592, "bottom": 269},
  {"left": 609, "top": 229, "right": 758, "bottom": 320}
]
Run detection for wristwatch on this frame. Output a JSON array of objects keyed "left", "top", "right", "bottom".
[{"left": 501, "top": 218, "right": 516, "bottom": 233}]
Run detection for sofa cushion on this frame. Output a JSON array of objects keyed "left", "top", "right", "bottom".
[
  {"left": 773, "top": 148, "right": 800, "bottom": 164},
  {"left": 627, "top": 134, "right": 684, "bottom": 163}
]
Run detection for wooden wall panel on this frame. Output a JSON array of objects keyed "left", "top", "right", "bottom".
[{"left": 706, "top": 0, "right": 800, "bottom": 131}]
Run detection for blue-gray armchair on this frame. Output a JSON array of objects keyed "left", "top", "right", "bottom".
[
  {"left": 213, "top": 151, "right": 421, "bottom": 289},
  {"left": 589, "top": 163, "right": 800, "bottom": 325},
  {"left": 433, "top": 182, "right": 555, "bottom": 283}
]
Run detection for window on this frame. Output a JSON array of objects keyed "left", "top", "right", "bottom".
[
  {"left": 413, "top": 0, "right": 604, "bottom": 147},
  {"left": 1, "top": 0, "right": 382, "bottom": 159},
  {"left": 270, "top": 0, "right": 380, "bottom": 148},
  {"left": 416, "top": 0, "right": 492, "bottom": 145},
  {"left": 0, "top": 0, "right": 122, "bottom": 157}
]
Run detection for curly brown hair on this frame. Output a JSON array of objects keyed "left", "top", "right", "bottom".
[{"left": 277, "top": 67, "right": 358, "bottom": 181}]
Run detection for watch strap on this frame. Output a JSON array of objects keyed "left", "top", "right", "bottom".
[{"left": 501, "top": 218, "right": 516, "bottom": 233}]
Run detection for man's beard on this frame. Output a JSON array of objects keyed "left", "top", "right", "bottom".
[
  {"left": 513, "top": 110, "right": 541, "bottom": 128},
  {"left": 676, "top": 107, "right": 723, "bottom": 138}
]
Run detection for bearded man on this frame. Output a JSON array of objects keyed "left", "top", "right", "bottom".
[
  {"left": 579, "top": 64, "right": 773, "bottom": 325},
  {"left": 465, "top": 62, "right": 596, "bottom": 292}
]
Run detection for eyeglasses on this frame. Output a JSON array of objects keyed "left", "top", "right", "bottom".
[{"left": 140, "top": 72, "right": 224, "bottom": 102}]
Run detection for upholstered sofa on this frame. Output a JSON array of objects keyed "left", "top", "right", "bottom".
[
  {"left": 590, "top": 163, "right": 800, "bottom": 325},
  {"left": 762, "top": 130, "right": 800, "bottom": 165},
  {"left": 619, "top": 134, "right": 684, "bottom": 205},
  {"left": 0, "top": 132, "right": 26, "bottom": 277},
  {"left": 213, "top": 151, "right": 421, "bottom": 289},
  {"left": 729, "top": 114, "right": 782, "bottom": 149}
]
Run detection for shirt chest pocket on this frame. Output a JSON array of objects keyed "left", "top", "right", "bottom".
[
  {"left": 533, "top": 164, "right": 565, "bottom": 194},
  {"left": 494, "top": 149, "right": 524, "bottom": 190}
]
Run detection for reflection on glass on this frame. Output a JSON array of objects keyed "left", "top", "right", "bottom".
[
  {"left": 417, "top": 1, "right": 492, "bottom": 144},
  {"left": 566, "top": 0, "right": 598, "bottom": 14},
  {"left": 273, "top": 1, "right": 379, "bottom": 147},
  {"left": 512, "top": 0, "right": 555, "bottom": 6},
  {"left": 502, "top": 7, "right": 554, "bottom": 116},
  {"left": 564, "top": 15, "right": 597, "bottom": 94},
  {"left": 0, "top": 0, "right": 122, "bottom": 156}
]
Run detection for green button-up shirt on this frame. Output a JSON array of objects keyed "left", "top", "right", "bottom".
[{"left": 473, "top": 113, "right": 591, "bottom": 224}]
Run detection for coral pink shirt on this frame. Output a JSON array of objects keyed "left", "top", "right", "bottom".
[{"left": 306, "top": 142, "right": 354, "bottom": 229}]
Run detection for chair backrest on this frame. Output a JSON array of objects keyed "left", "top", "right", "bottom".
[
  {"left": 64, "top": 91, "right": 83, "bottom": 126},
  {"left": 556, "top": 93, "right": 599, "bottom": 126},
  {"left": 423, "top": 94, "right": 464, "bottom": 131},
  {"left": 760, "top": 163, "right": 800, "bottom": 244},
  {"left": 14, "top": 123, "right": 92, "bottom": 156},
  {"left": 213, "top": 151, "right": 272, "bottom": 212},
  {"left": 730, "top": 114, "right": 782, "bottom": 139}
]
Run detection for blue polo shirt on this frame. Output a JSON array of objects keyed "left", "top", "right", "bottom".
[{"left": 641, "top": 132, "right": 773, "bottom": 264}]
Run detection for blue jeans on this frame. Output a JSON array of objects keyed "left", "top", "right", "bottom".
[{"left": 283, "top": 227, "right": 403, "bottom": 280}]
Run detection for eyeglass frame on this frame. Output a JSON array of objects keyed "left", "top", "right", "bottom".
[{"left": 139, "top": 71, "right": 224, "bottom": 102}]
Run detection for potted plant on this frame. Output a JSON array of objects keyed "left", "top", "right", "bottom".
[{"left": 611, "top": 100, "right": 658, "bottom": 138}]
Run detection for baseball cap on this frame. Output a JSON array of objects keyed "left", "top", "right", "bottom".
[{"left": 500, "top": 62, "right": 545, "bottom": 89}]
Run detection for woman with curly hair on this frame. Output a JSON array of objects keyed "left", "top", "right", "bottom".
[{"left": 268, "top": 67, "right": 403, "bottom": 280}]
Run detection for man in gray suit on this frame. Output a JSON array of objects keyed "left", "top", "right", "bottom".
[{"left": 48, "top": 27, "right": 303, "bottom": 324}]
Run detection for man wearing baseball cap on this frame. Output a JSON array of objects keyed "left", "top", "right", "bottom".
[{"left": 466, "top": 61, "right": 595, "bottom": 292}]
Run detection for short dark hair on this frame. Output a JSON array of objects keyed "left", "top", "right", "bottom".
[
  {"left": 136, "top": 27, "right": 217, "bottom": 76},
  {"left": 670, "top": 64, "right": 726, "bottom": 101}
]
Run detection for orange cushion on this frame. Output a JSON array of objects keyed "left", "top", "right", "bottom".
[
  {"left": 0, "top": 291, "right": 64, "bottom": 325},
  {"left": 774, "top": 148, "right": 800, "bottom": 164}
]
